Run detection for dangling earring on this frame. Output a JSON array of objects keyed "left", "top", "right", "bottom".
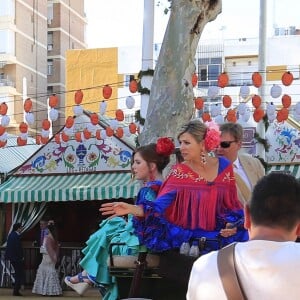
[{"left": 200, "top": 152, "right": 207, "bottom": 165}]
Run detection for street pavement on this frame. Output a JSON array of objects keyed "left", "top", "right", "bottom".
[{"left": 0, "top": 287, "right": 101, "bottom": 299}]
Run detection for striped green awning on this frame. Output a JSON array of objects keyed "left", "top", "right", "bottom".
[
  {"left": 268, "top": 164, "right": 300, "bottom": 179},
  {"left": 0, "top": 172, "right": 140, "bottom": 203}
]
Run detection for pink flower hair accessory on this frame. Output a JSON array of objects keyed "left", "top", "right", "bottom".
[
  {"left": 204, "top": 121, "right": 220, "bottom": 151},
  {"left": 156, "top": 137, "right": 175, "bottom": 157}
]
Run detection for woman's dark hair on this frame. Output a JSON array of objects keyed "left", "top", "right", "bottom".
[
  {"left": 133, "top": 143, "right": 170, "bottom": 173},
  {"left": 13, "top": 223, "right": 22, "bottom": 231},
  {"left": 47, "top": 222, "right": 58, "bottom": 241}
]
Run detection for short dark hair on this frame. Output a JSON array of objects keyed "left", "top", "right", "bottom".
[
  {"left": 13, "top": 223, "right": 23, "bottom": 231},
  {"left": 219, "top": 122, "right": 243, "bottom": 142},
  {"left": 249, "top": 172, "right": 300, "bottom": 230}
]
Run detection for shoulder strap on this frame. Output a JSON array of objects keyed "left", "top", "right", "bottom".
[{"left": 217, "top": 243, "right": 247, "bottom": 300}]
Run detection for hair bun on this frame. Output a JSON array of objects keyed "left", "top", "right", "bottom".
[{"left": 156, "top": 137, "right": 175, "bottom": 157}]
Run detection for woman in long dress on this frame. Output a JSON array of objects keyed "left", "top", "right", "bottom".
[{"left": 32, "top": 220, "right": 62, "bottom": 296}]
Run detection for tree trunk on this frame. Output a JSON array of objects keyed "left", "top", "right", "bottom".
[{"left": 139, "top": 0, "right": 221, "bottom": 145}]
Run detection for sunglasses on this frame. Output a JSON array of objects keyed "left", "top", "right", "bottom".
[{"left": 220, "top": 141, "right": 236, "bottom": 148}]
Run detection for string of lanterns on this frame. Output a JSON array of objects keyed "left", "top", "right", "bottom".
[{"left": 0, "top": 70, "right": 299, "bottom": 148}]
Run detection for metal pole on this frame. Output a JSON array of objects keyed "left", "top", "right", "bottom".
[
  {"left": 257, "top": 0, "right": 267, "bottom": 160},
  {"left": 140, "top": 0, "right": 154, "bottom": 119}
]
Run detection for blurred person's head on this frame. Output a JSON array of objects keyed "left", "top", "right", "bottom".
[
  {"left": 13, "top": 223, "right": 23, "bottom": 233},
  {"left": 245, "top": 172, "right": 300, "bottom": 241},
  {"left": 217, "top": 122, "right": 243, "bottom": 163}
]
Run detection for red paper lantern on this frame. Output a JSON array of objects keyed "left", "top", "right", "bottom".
[
  {"left": 252, "top": 72, "right": 262, "bottom": 88},
  {"left": 129, "top": 123, "right": 137, "bottom": 134},
  {"left": 202, "top": 112, "right": 211, "bottom": 122},
  {"left": 24, "top": 98, "right": 33, "bottom": 113},
  {"left": 83, "top": 128, "right": 91, "bottom": 140},
  {"left": 0, "top": 126, "right": 6, "bottom": 136},
  {"left": 116, "top": 127, "right": 124, "bottom": 138},
  {"left": 42, "top": 119, "right": 51, "bottom": 130},
  {"left": 115, "top": 109, "right": 124, "bottom": 121},
  {"left": 65, "top": 116, "right": 74, "bottom": 128},
  {"left": 103, "top": 85, "right": 112, "bottom": 99},
  {"left": 90, "top": 113, "right": 99, "bottom": 125},
  {"left": 226, "top": 109, "right": 237, "bottom": 123},
  {"left": 129, "top": 79, "right": 138, "bottom": 93},
  {"left": 19, "top": 122, "right": 28, "bottom": 133},
  {"left": 61, "top": 131, "right": 69, "bottom": 142},
  {"left": 194, "top": 97, "right": 204, "bottom": 110},
  {"left": 222, "top": 95, "right": 232, "bottom": 108},
  {"left": 106, "top": 126, "right": 114, "bottom": 137},
  {"left": 75, "top": 131, "right": 82, "bottom": 142},
  {"left": 253, "top": 108, "right": 265, "bottom": 122},
  {"left": 17, "top": 136, "right": 27, "bottom": 146},
  {"left": 218, "top": 72, "right": 229, "bottom": 88},
  {"left": 0, "top": 102, "right": 8, "bottom": 115},
  {"left": 252, "top": 95, "right": 262, "bottom": 108},
  {"left": 281, "top": 71, "right": 293, "bottom": 86},
  {"left": 49, "top": 94, "right": 59, "bottom": 108},
  {"left": 191, "top": 73, "right": 198, "bottom": 87},
  {"left": 74, "top": 90, "right": 83, "bottom": 105},
  {"left": 282, "top": 94, "right": 292, "bottom": 108},
  {"left": 96, "top": 129, "right": 101, "bottom": 140}
]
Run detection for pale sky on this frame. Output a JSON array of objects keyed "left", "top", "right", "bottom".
[{"left": 84, "top": 0, "right": 300, "bottom": 48}]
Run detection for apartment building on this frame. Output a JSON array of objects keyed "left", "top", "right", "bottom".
[{"left": 0, "top": 0, "right": 86, "bottom": 137}]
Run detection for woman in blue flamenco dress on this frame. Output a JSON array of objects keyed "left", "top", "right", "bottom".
[
  {"left": 101, "top": 120, "right": 248, "bottom": 254},
  {"left": 64, "top": 138, "right": 175, "bottom": 299}
]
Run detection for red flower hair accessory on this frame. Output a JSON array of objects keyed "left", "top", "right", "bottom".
[
  {"left": 204, "top": 121, "right": 220, "bottom": 152},
  {"left": 156, "top": 137, "right": 175, "bottom": 157}
]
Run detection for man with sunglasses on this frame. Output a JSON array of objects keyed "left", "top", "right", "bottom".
[{"left": 217, "top": 123, "right": 265, "bottom": 205}]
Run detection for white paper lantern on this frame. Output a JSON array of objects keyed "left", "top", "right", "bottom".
[
  {"left": 295, "top": 102, "right": 300, "bottom": 114},
  {"left": 110, "top": 119, "right": 118, "bottom": 130},
  {"left": 237, "top": 103, "right": 247, "bottom": 115},
  {"left": 49, "top": 108, "right": 59, "bottom": 121},
  {"left": 125, "top": 96, "right": 135, "bottom": 109},
  {"left": 240, "top": 109, "right": 251, "bottom": 122},
  {"left": 211, "top": 104, "right": 221, "bottom": 117},
  {"left": 87, "top": 123, "right": 97, "bottom": 135},
  {"left": 124, "top": 126, "right": 131, "bottom": 137},
  {"left": 20, "top": 132, "right": 28, "bottom": 141},
  {"left": 214, "top": 115, "right": 224, "bottom": 124},
  {"left": 270, "top": 84, "right": 282, "bottom": 98},
  {"left": 73, "top": 105, "right": 83, "bottom": 116},
  {"left": 25, "top": 112, "right": 35, "bottom": 125},
  {"left": 0, "top": 132, "right": 7, "bottom": 141},
  {"left": 293, "top": 102, "right": 300, "bottom": 121},
  {"left": 207, "top": 86, "right": 219, "bottom": 99},
  {"left": 240, "top": 85, "right": 250, "bottom": 99},
  {"left": 1, "top": 115, "right": 10, "bottom": 127},
  {"left": 64, "top": 126, "right": 74, "bottom": 136},
  {"left": 101, "top": 129, "right": 107, "bottom": 139},
  {"left": 99, "top": 101, "right": 107, "bottom": 115},
  {"left": 41, "top": 129, "right": 50, "bottom": 138}
]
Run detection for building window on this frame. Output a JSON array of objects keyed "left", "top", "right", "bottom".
[
  {"left": 124, "top": 74, "right": 134, "bottom": 87},
  {"left": 47, "top": 32, "right": 53, "bottom": 51},
  {"left": 47, "top": 59, "right": 53, "bottom": 76},
  {"left": 197, "top": 57, "right": 222, "bottom": 87}
]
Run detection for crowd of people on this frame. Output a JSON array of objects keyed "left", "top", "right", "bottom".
[{"left": 4, "top": 120, "right": 299, "bottom": 300}]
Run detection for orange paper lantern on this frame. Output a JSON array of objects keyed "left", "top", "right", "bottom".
[
  {"left": 202, "top": 112, "right": 211, "bottom": 122},
  {"left": 90, "top": 113, "right": 99, "bottom": 125},
  {"left": 281, "top": 94, "right": 292, "bottom": 108},
  {"left": 42, "top": 119, "right": 51, "bottom": 130},
  {"left": 226, "top": 109, "right": 237, "bottom": 123},
  {"left": 252, "top": 72, "right": 262, "bottom": 88},
  {"left": 61, "top": 131, "right": 69, "bottom": 142},
  {"left": 19, "top": 122, "right": 28, "bottom": 133},
  {"left": 116, "top": 127, "right": 124, "bottom": 138},
  {"left": 49, "top": 94, "right": 59, "bottom": 108},
  {"left": 218, "top": 72, "right": 229, "bottom": 88},
  {"left": 115, "top": 109, "right": 124, "bottom": 121},
  {"left": 74, "top": 90, "right": 83, "bottom": 105},
  {"left": 129, "top": 79, "right": 138, "bottom": 93},
  {"left": 24, "top": 98, "right": 33, "bottom": 113},
  {"left": 103, "top": 85, "right": 112, "bottom": 99},
  {"left": 106, "top": 126, "right": 114, "bottom": 137},
  {"left": 65, "top": 116, "right": 74, "bottom": 128},
  {"left": 0, "top": 126, "right": 6, "bottom": 136},
  {"left": 0, "top": 140, "right": 7, "bottom": 147},
  {"left": 222, "top": 95, "right": 232, "bottom": 108},
  {"left": 96, "top": 129, "right": 101, "bottom": 140},
  {"left": 83, "top": 128, "right": 91, "bottom": 140},
  {"left": 0, "top": 102, "right": 8, "bottom": 115},
  {"left": 129, "top": 123, "right": 137, "bottom": 134},
  {"left": 253, "top": 108, "right": 265, "bottom": 122},
  {"left": 194, "top": 97, "right": 204, "bottom": 110},
  {"left": 17, "top": 136, "right": 27, "bottom": 146},
  {"left": 252, "top": 95, "right": 262, "bottom": 108},
  {"left": 192, "top": 73, "right": 198, "bottom": 87},
  {"left": 75, "top": 131, "right": 82, "bottom": 142},
  {"left": 281, "top": 71, "right": 293, "bottom": 86}
]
